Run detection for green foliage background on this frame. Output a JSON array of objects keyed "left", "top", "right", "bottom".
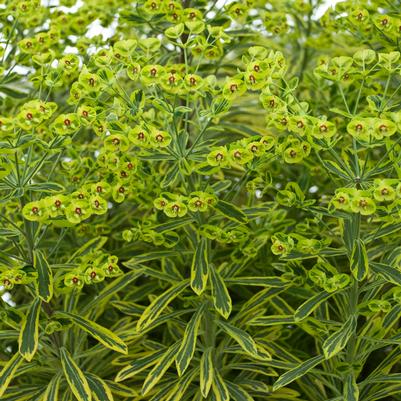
[{"left": 2, "top": 0, "right": 401, "bottom": 400}]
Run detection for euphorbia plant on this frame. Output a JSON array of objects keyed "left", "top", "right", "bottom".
[{"left": 2, "top": 0, "right": 401, "bottom": 400}]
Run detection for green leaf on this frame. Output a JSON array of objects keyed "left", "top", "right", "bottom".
[
  {"left": 18, "top": 297, "right": 41, "bottom": 361},
  {"left": 60, "top": 347, "right": 92, "bottom": 401},
  {"left": 105, "top": 380, "right": 138, "bottom": 397},
  {"left": 371, "top": 262, "right": 401, "bottom": 286},
  {"left": 343, "top": 373, "right": 359, "bottom": 401},
  {"left": 224, "top": 277, "right": 289, "bottom": 287},
  {"left": 0, "top": 228, "right": 20, "bottom": 238},
  {"left": 323, "top": 315, "right": 356, "bottom": 359},
  {"left": 125, "top": 250, "right": 191, "bottom": 265},
  {"left": 217, "top": 321, "right": 259, "bottom": 358},
  {"left": 200, "top": 348, "right": 214, "bottom": 398},
  {"left": 27, "top": 182, "right": 65, "bottom": 193},
  {"left": 272, "top": 354, "right": 325, "bottom": 391},
  {"left": 115, "top": 349, "right": 166, "bottom": 382},
  {"left": 321, "top": 159, "right": 352, "bottom": 180},
  {"left": 152, "top": 217, "right": 194, "bottom": 233},
  {"left": 329, "top": 107, "right": 353, "bottom": 118},
  {"left": 165, "top": 368, "right": 198, "bottom": 401},
  {"left": 191, "top": 238, "right": 209, "bottom": 295},
  {"left": 350, "top": 239, "right": 369, "bottom": 281},
  {"left": 249, "top": 315, "right": 295, "bottom": 326},
  {"left": 55, "top": 311, "right": 127, "bottom": 354},
  {"left": 67, "top": 237, "right": 108, "bottom": 263},
  {"left": 0, "top": 352, "right": 24, "bottom": 397},
  {"left": 212, "top": 370, "right": 230, "bottom": 401},
  {"left": 136, "top": 280, "right": 189, "bottom": 331},
  {"left": 0, "top": 85, "right": 28, "bottom": 98},
  {"left": 42, "top": 375, "right": 61, "bottom": 401},
  {"left": 176, "top": 304, "right": 205, "bottom": 376},
  {"left": 226, "top": 382, "right": 255, "bottom": 401},
  {"left": 81, "top": 270, "right": 143, "bottom": 314},
  {"left": 34, "top": 250, "right": 53, "bottom": 302},
  {"left": 86, "top": 373, "right": 114, "bottom": 401},
  {"left": 161, "top": 163, "right": 179, "bottom": 188},
  {"left": 0, "top": 330, "right": 18, "bottom": 340},
  {"left": 142, "top": 342, "right": 180, "bottom": 395},
  {"left": 214, "top": 200, "right": 248, "bottom": 224},
  {"left": 210, "top": 267, "right": 232, "bottom": 319},
  {"left": 294, "top": 291, "right": 331, "bottom": 322}
]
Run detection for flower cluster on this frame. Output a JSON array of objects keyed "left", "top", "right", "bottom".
[
  {"left": 0, "top": 267, "right": 35, "bottom": 290},
  {"left": 206, "top": 135, "right": 275, "bottom": 168},
  {"left": 271, "top": 232, "right": 330, "bottom": 257},
  {"left": 153, "top": 191, "right": 217, "bottom": 218},
  {"left": 331, "top": 179, "right": 401, "bottom": 216},
  {"left": 56, "top": 251, "right": 122, "bottom": 293},
  {"left": 309, "top": 263, "right": 351, "bottom": 293},
  {"left": 22, "top": 182, "right": 110, "bottom": 224}
]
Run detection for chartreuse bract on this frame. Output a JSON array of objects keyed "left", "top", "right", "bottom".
[{"left": 1, "top": 0, "right": 401, "bottom": 400}]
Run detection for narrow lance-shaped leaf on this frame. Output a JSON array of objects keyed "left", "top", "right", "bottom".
[
  {"left": 19, "top": 297, "right": 41, "bottom": 361},
  {"left": 105, "top": 380, "right": 138, "bottom": 397},
  {"left": 210, "top": 267, "right": 232, "bottom": 319},
  {"left": 200, "top": 348, "right": 214, "bottom": 398},
  {"left": 371, "top": 262, "right": 401, "bottom": 286},
  {"left": 166, "top": 369, "right": 198, "bottom": 401},
  {"left": 60, "top": 347, "right": 92, "bottom": 401},
  {"left": 217, "top": 321, "right": 258, "bottom": 358},
  {"left": 350, "top": 239, "right": 369, "bottom": 281},
  {"left": 67, "top": 236, "right": 108, "bottom": 262},
  {"left": 0, "top": 352, "right": 24, "bottom": 397},
  {"left": 214, "top": 200, "right": 248, "bottom": 224},
  {"left": 137, "top": 280, "right": 189, "bottom": 331},
  {"left": 34, "top": 250, "right": 53, "bottom": 302},
  {"left": 212, "top": 370, "right": 230, "bottom": 401},
  {"left": 249, "top": 315, "right": 294, "bottom": 326},
  {"left": 272, "top": 354, "right": 325, "bottom": 391},
  {"left": 224, "top": 277, "right": 289, "bottom": 287},
  {"left": 176, "top": 304, "right": 206, "bottom": 376},
  {"left": 191, "top": 238, "right": 209, "bottom": 295},
  {"left": 142, "top": 342, "right": 180, "bottom": 395},
  {"left": 42, "top": 374, "right": 61, "bottom": 401},
  {"left": 86, "top": 373, "right": 114, "bottom": 401},
  {"left": 82, "top": 270, "right": 143, "bottom": 314},
  {"left": 55, "top": 311, "right": 127, "bottom": 354},
  {"left": 343, "top": 373, "right": 359, "bottom": 401},
  {"left": 115, "top": 349, "right": 166, "bottom": 382},
  {"left": 294, "top": 291, "right": 331, "bottom": 322},
  {"left": 323, "top": 315, "right": 356, "bottom": 359},
  {"left": 226, "top": 381, "right": 255, "bottom": 401}
]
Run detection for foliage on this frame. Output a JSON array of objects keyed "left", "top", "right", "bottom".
[{"left": 1, "top": 0, "right": 401, "bottom": 400}]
